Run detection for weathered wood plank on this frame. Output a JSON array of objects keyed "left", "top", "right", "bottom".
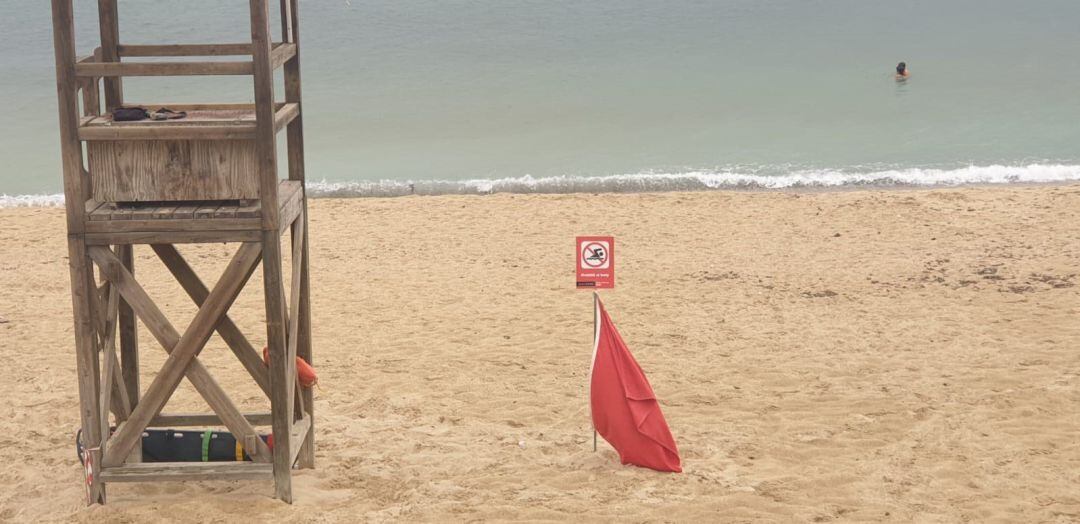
[
  {"left": 296, "top": 203, "right": 314, "bottom": 468},
  {"left": 262, "top": 228, "right": 293, "bottom": 502},
  {"left": 118, "top": 43, "right": 254, "bottom": 57},
  {"left": 278, "top": 182, "right": 303, "bottom": 234},
  {"left": 85, "top": 230, "right": 263, "bottom": 246},
  {"left": 236, "top": 200, "right": 261, "bottom": 219},
  {"left": 152, "top": 205, "right": 179, "bottom": 219},
  {"left": 88, "top": 245, "right": 272, "bottom": 467},
  {"left": 214, "top": 204, "right": 238, "bottom": 219},
  {"left": 270, "top": 43, "right": 297, "bottom": 70},
  {"left": 251, "top": 0, "right": 281, "bottom": 232},
  {"left": 97, "top": 0, "right": 123, "bottom": 110},
  {"left": 75, "top": 60, "right": 254, "bottom": 77},
  {"left": 121, "top": 102, "right": 257, "bottom": 112},
  {"left": 116, "top": 42, "right": 292, "bottom": 58},
  {"left": 80, "top": 78, "right": 101, "bottom": 117},
  {"left": 282, "top": 0, "right": 313, "bottom": 465},
  {"left": 90, "top": 202, "right": 117, "bottom": 220},
  {"left": 289, "top": 412, "right": 311, "bottom": 467},
  {"left": 101, "top": 462, "right": 273, "bottom": 483},
  {"left": 152, "top": 244, "right": 272, "bottom": 397},
  {"left": 93, "top": 281, "right": 109, "bottom": 341},
  {"left": 117, "top": 244, "right": 140, "bottom": 446},
  {"left": 85, "top": 200, "right": 106, "bottom": 216},
  {"left": 273, "top": 103, "right": 300, "bottom": 133},
  {"left": 194, "top": 204, "right": 222, "bottom": 220},
  {"left": 98, "top": 284, "right": 119, "bottom": 445},
  {"left": 66, "top": 234, "right": 105, "bottom": 503},
  {"left": 108, "top": 350, "right": 132, "bottom": 419},
  {"left": 111, "top": 206, "right": 133, "bottom": 221},
  {"left": 88, "top": 140, "right": 260, "bottom": 202},
  {"left": 149, "top": 412, "right": 273, "bottom": 428},
  {"left": 287, "top": 208, "right": 304, "bottom": 364},
  {"left": 52, "top": 0, "right": 89, "bottom": 234},
  {"left": 171, "top": 205, "right": 198, "bottom": 220},
  {"left": 80, "top": 124, "right": 256, "bottom": 141},
  {"left": 85, "top": 218, "right": 262, "bottom": 234},
  {"left": 128, "top": 206, "right": 157, "bottom": 220},
  {"left": 282, "top": 0, "right": 307, "bottom": 197}
]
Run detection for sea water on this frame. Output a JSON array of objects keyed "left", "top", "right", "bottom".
[{"left": 2, "top": 0, "right": 1079, "bottom": 204}]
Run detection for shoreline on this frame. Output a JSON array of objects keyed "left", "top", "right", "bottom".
[{"left": 3, "top": 178, "right": 1079, "bottom": 208}]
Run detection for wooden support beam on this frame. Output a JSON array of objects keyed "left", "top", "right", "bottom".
[
  {"left": 149, "top": 412, "right": 273, "bottom": 428},
  {"left": 88, "top": 245, "right": 272, "bottom": 467},
  {"left": 287, "top": 209, "right": 304, "bottom": 365},
  {"left": 79, "top": 124, "right": 256, "bottom": 142},
  {"left": 76, "top": 61, "right": 255, "bottom": 78},
  {"left": 85, "top": 218, "right": 263, "bottom": 235},
  {"left": 52, "top": 0, "right": 88, "bottom": 234},
  {"left": 66, "top": 236, "right": 106, "bottom": 504},
  {"left": 98, "top": 284, "right": 120, "bottom": 449},
  {"left": 108, "top": 350, "right": 131, "bottom": 420},
  {"left": 251, "top": 0, "right": 281, "bottom": 232},
  {"left": 270, "top": 43, "right": 297, "bottom": 70},
  {"left": 253, "top": 0, "right": 294, "bottom": 499},
  {"left": 97, "top": 0, "right": 123, "bottom": 109},
  {"left": 289, "top": 412, "right": 311, "bottom": 467},
  {"left": 101, "top": 462, "right": 273, "bottom": 483},
  {"left": 280, "top": 0, "right": 295, "bottom": 44},
  {"left": 262, "top": 228, "right": 293, "bottom": 501},
  {"left": 282, "top": 0, "right": 306, "bottom": 185},
  {"left": 117, "top": 42, "right": 292, "bottom": 57},
  {"left": 284, "top": 0, "right": 314, "bottom": 467},
  {"left": 118, "top": 102, "right": 256, "bottom": 111},
  {"left": 274, "top": 102, "right": 300, "bottom": 133},
  {"left": 118, "top": 43, "right": 255, "bottom": 57},
  {"left": 296, "top": 207, "right": 314, "bottom": 468},
  {"left": 93, "top": 281, "right": 109, "bottom": 343},
  {"left": 80, "top": 78, "right": 101, "bottom": 117},
  {"left": 151, "top": 244, "right": 272, "bottom": 396},
  {"left": 287, "top": 209, "right": 306, "bottom": 421},
  {"left": 117, "top": 245, "right": 139, "bottom": 429},
  {"left": 278, "top": 183, "right": 304, "bottom": 235},
  {"left": 85, "top": 230, "right": 263, "bottom": 246}
]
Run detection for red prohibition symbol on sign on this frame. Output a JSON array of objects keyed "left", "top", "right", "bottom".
[{"left": 582, "top": 242, "right": 609, "bottom": 268}]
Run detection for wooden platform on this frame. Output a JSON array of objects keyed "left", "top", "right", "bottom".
[
  {"left": 81, "top": 180, "right": 303, "bottom": 244},
  {"left": 78, "top": 104, "right": 299, "bottom": 141}
]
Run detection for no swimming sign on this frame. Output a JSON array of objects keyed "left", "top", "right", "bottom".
[{"left": 576, "top": 236, "right": 615, "bottom": 289}]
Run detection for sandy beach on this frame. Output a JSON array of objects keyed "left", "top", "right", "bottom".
[{"left": 1, "top": 185, "right": 1078, "bottom": 522}]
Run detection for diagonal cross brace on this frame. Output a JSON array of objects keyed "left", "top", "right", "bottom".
[
  {"left": 93, "top": 280, "right": 132, "bottom": 420},
  {"left": 151, "top": 244, "right": 272, "bottom": 397},
  {"left": 89, "top": 244, "right": 272, "bottom": 467}
]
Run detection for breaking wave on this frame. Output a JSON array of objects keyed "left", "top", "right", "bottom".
[
  {"left": 4, "top": 164, "right": 1080, "bottom": 207},
  {"left": 0, "top": 193, "right": 66, "bottom": 208},
  {"left": 305, "top": 164, "right": 1080, "bottom": 197}
]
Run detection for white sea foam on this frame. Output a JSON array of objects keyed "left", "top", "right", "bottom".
[
  {"left": 0, "top": 193, "right": 66, "bottom": 208},
  {"left": 305, "top": 164, "right": 1080, "bottom": 198},
  {"left": 4, "top": 164, "right": 1080, "bottom": 207}
]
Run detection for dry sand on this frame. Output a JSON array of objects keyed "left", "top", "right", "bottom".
[{"left": 0, "top": 185, "right": 1079, "bottom": 522}]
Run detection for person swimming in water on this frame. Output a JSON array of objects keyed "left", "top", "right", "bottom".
[{"left": 895, "top": 61, "right": 910, "bottom": 81}]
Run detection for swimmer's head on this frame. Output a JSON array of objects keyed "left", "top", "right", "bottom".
[{"left": 896, "top": 62, "right": 907, "bottom": 75}]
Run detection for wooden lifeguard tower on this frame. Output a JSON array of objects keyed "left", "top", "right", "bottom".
[{"left": 50, "top": 0, "right": 313, "bottom": 504}]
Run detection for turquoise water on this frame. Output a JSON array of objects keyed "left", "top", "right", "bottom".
[{"left": 2, "top": 0, "right": 1080, "bottom": 200}]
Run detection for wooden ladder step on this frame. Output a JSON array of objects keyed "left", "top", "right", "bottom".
[{"left": 100, "top": 462, "right": 273, "bottom": 483}]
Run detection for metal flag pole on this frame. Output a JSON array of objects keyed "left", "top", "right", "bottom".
[{"left": 592, "top": 291, "right": 599, "bottom": 452}]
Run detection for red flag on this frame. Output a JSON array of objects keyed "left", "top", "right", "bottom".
[{"left": 590, "top": 295, "right": 682, "bottom": 473}]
